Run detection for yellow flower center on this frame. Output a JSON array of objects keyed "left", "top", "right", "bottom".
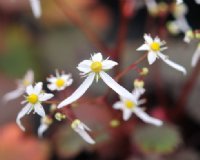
[
  {"left": 90, "top": 61, "right": 102, "bottom": 73},
  {"left": 150, "top": 42, "right": 160, "bottom": 51},
  {"left": 124, "top": 100, "right": 135, "bottom": 109},
  {"left": 27, "top": 94, "right": 38, "bottom": 104},
  {"left": 56, "top": 78, "right": 65, "bottom": 88}
]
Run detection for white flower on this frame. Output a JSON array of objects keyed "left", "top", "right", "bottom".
[
  {"left": 29, "top": 0, "right": 41, "bottom": 18},
  {"left": 3, "top": 70, "right": 34, "bottom": 102},
  {"left": 191, "top": 43, "right": 200, "bottom": 67},
  {"left": 113, "top": 87, "right": 163, "bottom": 126},
  {"left": 47, "top": 70, "right": 73, "bottom": 91},
  {"left": 17, "top": 82, "right": 54, "bottom": 131},
  {"left": 195, "top": 0, "right": 200, "bottom": 4},
  {"left": 57, "top": 52, "right": 137, "bottom": 108},
  {"left": 137, "top": 34, "right": 187, "bottom": 75},
  {"left": 71, "top": 119, "right": 95, "bottom": 144},
  {"left": 38, "top": 116, "right": 53, "bottom": 137}
]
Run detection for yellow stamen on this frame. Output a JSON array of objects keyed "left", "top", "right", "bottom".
[
  {"left": 71, "top": 119, "right": 81, "bottom": 129},
  {"left": 27, "top": 94, "right": 38, "bottom": 104},
  {"left": 150, "top": 42, "right": 160, "bottom": 51},
  {"left": 90, "top": 61, "right": 102, "bottom": 73},
  {"left": 56, "top": 78, "right": 65, "bottom": 88},
  {"left": 124, "top": 100, "right": 135, "bottom": 109}
]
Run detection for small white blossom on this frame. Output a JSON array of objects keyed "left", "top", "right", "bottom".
[
  {"left": 47, "top": 70, "right": 73, "bottom": 91},
  {"left": 17, "top": 82, "right": 54, "bottom": 131},
  {"left": 3, "top": 70, "right": 34, "bottom": 102},
  {"left": 29, "top": 0, "right": 41, "bottom": 18},
  {"left": 57, "top": 52, "right": 137, "bottom": 108},
  {"left": 191, "top": 43, "right": 200, "bottom": 67},
  {"left": 71, "top": 119, "right": 95, "bottom": 144},
  {"left": 137, "top": 34, "right": 187, "bottom": 75},
  {"left": 38, "top": 116, "right": 53, "bottom": 137},
  {"left": 113, "top": 87, "right": 163, "bottom": 126}
]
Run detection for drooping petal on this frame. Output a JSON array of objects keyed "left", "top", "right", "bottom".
[
  {"left": 136, "top": 44, "right": 150, "bottom": 51},
  {"left": 29, "top": 0, "right": 41, "bottom": 18},
  {"left": 113, "top": 101, "right": 123, "bottom": 109},
  {"left": 16, "top": 103, "right": 32, "bottom": 131},
  {"left": 39, "top": 93, "right": 54, "bottom": 101},
  {"left": 158, "top": 52, "right": 187, "bottom": 75},
  {"left": 33, "top": 82, "right": 43, "bottom": 94},
  {"left": 134, "top": 107, "right": 163, "bottom": 126},
  {"left": 102, "top": 60, "right": 118, "bottom": 70},
  {"left": 100, "top": 71, "right": 136, "bottom": 101},
  {"left": 122, "top": 109, "right": 132, "bottom": 121},
  {"left": 3, "top": 87, "right": 24, "bottom": 102},
  {"left": 75, "top": 128, "right": 95, "bottom": 144},
  {"left": 147, "top": 52, "right": 157, "bottom": 65},
  {"left": 144, "top": 34, "right": 153, "bottom": 44},
  {"left": 57, "top": 73, "right": 95, "bottom": 108},
  {"left": 191, "top": 45, "right": 200, "bottom": 67},
  {"left": 38, "top": 123, "right": 48, "bottom": 138},
  {"left": 34, "top": 103, "right": 45, "bottom": 117},
  {"left": 91, "top": 52, "right": 103, "bottom": 61}
]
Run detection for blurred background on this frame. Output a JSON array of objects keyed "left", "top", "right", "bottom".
[{"left": 0, "top": 0, "right": 200, "bottom": 159}]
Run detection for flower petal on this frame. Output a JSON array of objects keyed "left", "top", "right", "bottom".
[
  {"left": 144, "top": 34, "right": 153, "bottom": 44},
  {"left": 134, "top": 107, "right": 163, "bottom": 126},
  {"left": 16, "top": 103, "right": 32, "bottom": 131},
  {"left": 33, "top": 82, "right": 43, "bottom": 94},
  {"left": 47, "top": 83, "right": 57, "bottom": 91},
  {"left": 26, "top": 85, "right": 34, "bottom": 95},
  {"left": 113, "top": 101, "right": 123, "bottom": 110},
  {"left": 57, "top": 73, "right": 95, "bottom": 108},
  {"left": 38, "top": 123, "right": 48, "bottom": 138},
  {"left": 34, "top": 103, "right": 45, "bottom": 117},
  {"left": 191, "top": 45, "right": 200, "bottom": 67},
  {"left": 91, "top": 52, "right": 103, "bottom": 61},
  {"left": 39, "top": 93, "right": 54, "bottom": 101},
  {"left": 100, "top": 71, "right": 137, "bottom": 101},
  {"left": 102, "top": 60, "right": 118, "bottom": 70},
  {"left": 122, "top": 109, "right": 132, "bottom": 121},
  {"left": 29, "top": 0, "right": 41, "bottom": 18},
  {"left": 132, "top": 88, "right": 145, "bottom": 100},
  {"left": 158, "top": 52, "right": 187, "bottom": 75},
  {"left": 3, "top": 87, "right": 24, "bottom": 102},
  {"left": 136, "top": 44, "right": 149, "bottom": 51},
  {"left": 24, "top": 70, "right": 34, "bottom": 84},
  {"left": 148, "top": 52, "right": 157, "bottom": 65}
]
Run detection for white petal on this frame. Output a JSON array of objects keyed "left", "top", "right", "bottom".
[
  {"left": 91, "top": 52, "right": 103, "bottom": 61},
  {"left": 26, "top": 85, "right": 34, "bottom": 95},
  {"left": 191, "top": 45, "right": 200, "bottom": 67},
  {"left": 132, "top": 88, "right": 145, "bottom": 100},
  {"left": 113, "top": 101, "right": 123, "bottom": 110},
  {"left": 47, "top": 83, "right": 57, "bottom": 91},
  {"left": 39, "top": 93, "right": 54, "bottom": 101},
  {"left": 102, "top": 60, "right": 118, "bottom": 70},
  {"left": 137, "top": 44, "right": 150, "bottom": 51},
  {"left": 16, "top": 103, "right": 32, "bottom": 131},
  {"left": 122, "top": 109, "right": 132, "bottom": 121},
  {"left": 77, "top": 60, "right": 92, "bottom": 73},
  {"left": 57, "top": 73, "right": 95, "bottom": 108},
  {"left": 66, "top": 78, "right": 73, "bottom": 86},
  {"left": 38, "top": 123, "right": 48, "bottom": 138},
  {"left": 100, "top": 71, "right": 136, "bottom": 101},
  {"left": 195, "top": 0, "right": 200, "bottom": 4},
  {"left": 3, "top": 87, "right": 24, "bottom": 102},
  {"left": 33, "top": 82, "right": 43, "bottom": 94},
  {"left": 144, "top": 34, "right": 153, "bottom": 44},
  {"left": 47, "top": 77, "right": 57, "bottom": 83},
  {"left": 74, "top": 128, "right": 95, "bottom": 144},
  {"left": 29, "top": 0, "right": 41, "bottom": 18},
  {"left": 24, "top": 70, "right": 34, "bottom": 84},
  {"left": 148, "top": 52, "right": 157, "bottom": 65},
  {"left": 158, "top": 52, "right": 187, "bottom": 75},
  {"left": 34, "top": 103, "right": 45, "bottom": 117},
  {"left": 134, "top": 107, "right": 163, "bottom": 126}
]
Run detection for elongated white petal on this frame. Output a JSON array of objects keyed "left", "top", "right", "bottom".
[
  {"left": 158, "top": 52, "right": 187, "bottom": 75},
  {"left": 16, "top": 103, "right": 32, "bottom": 131},
  {"left": 75, "top": 128, "right": 95, "bottom": 144},
  {"left": 113, "top": 101, "right": 123, "bottom": 109},
  {"left": 39, "top": 93, "right": 54, "bottom": 101},
  {"left": 38, "top": 123, "right": 48, "bottom": 138},
  {"left": 144, "top": 34, "right": 153, "bottom": 44},
  {"left": 3, "top": 87, "right": 24, "bottom": 102},
  {"left": 24, "top": 70, "right": 34, "bottom": 84},
  {"left": 29, "top": 0, "right": 41, "bottom": 18},
  {"left": 33, "top": 82, "right": 43, "bottom": 94},
  {"left": 100, "top": 72, "right": 136, "bottom": 101},
  {"left": 57, "top": 73, "right": 95, "bottom": 108},
  {"left": 102, "top": 60, "right": 118, "bottom": 70},
  {"left": 136, "top": 44, "right": 149, "bottom": 51},
  {"left": 191, "top": 45, "right": 200, "bottom": 67},
  {"left": 47, "top": 77, "right": 57, "bottom": 83},
  {"left": 134, "top": 107, "right": 163, "bottom": 126},
  {"left": 34, "top": 103, "right": 45, "bottom": 117},
  {"left": 91, "top": 52, "right": 103, "bottom": 61},
  {"left": 148, "top": 52, "right": 157, "bottom": 65},
  {"left": 123, "top": 109, "right": 132, "bottom": 121}
]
